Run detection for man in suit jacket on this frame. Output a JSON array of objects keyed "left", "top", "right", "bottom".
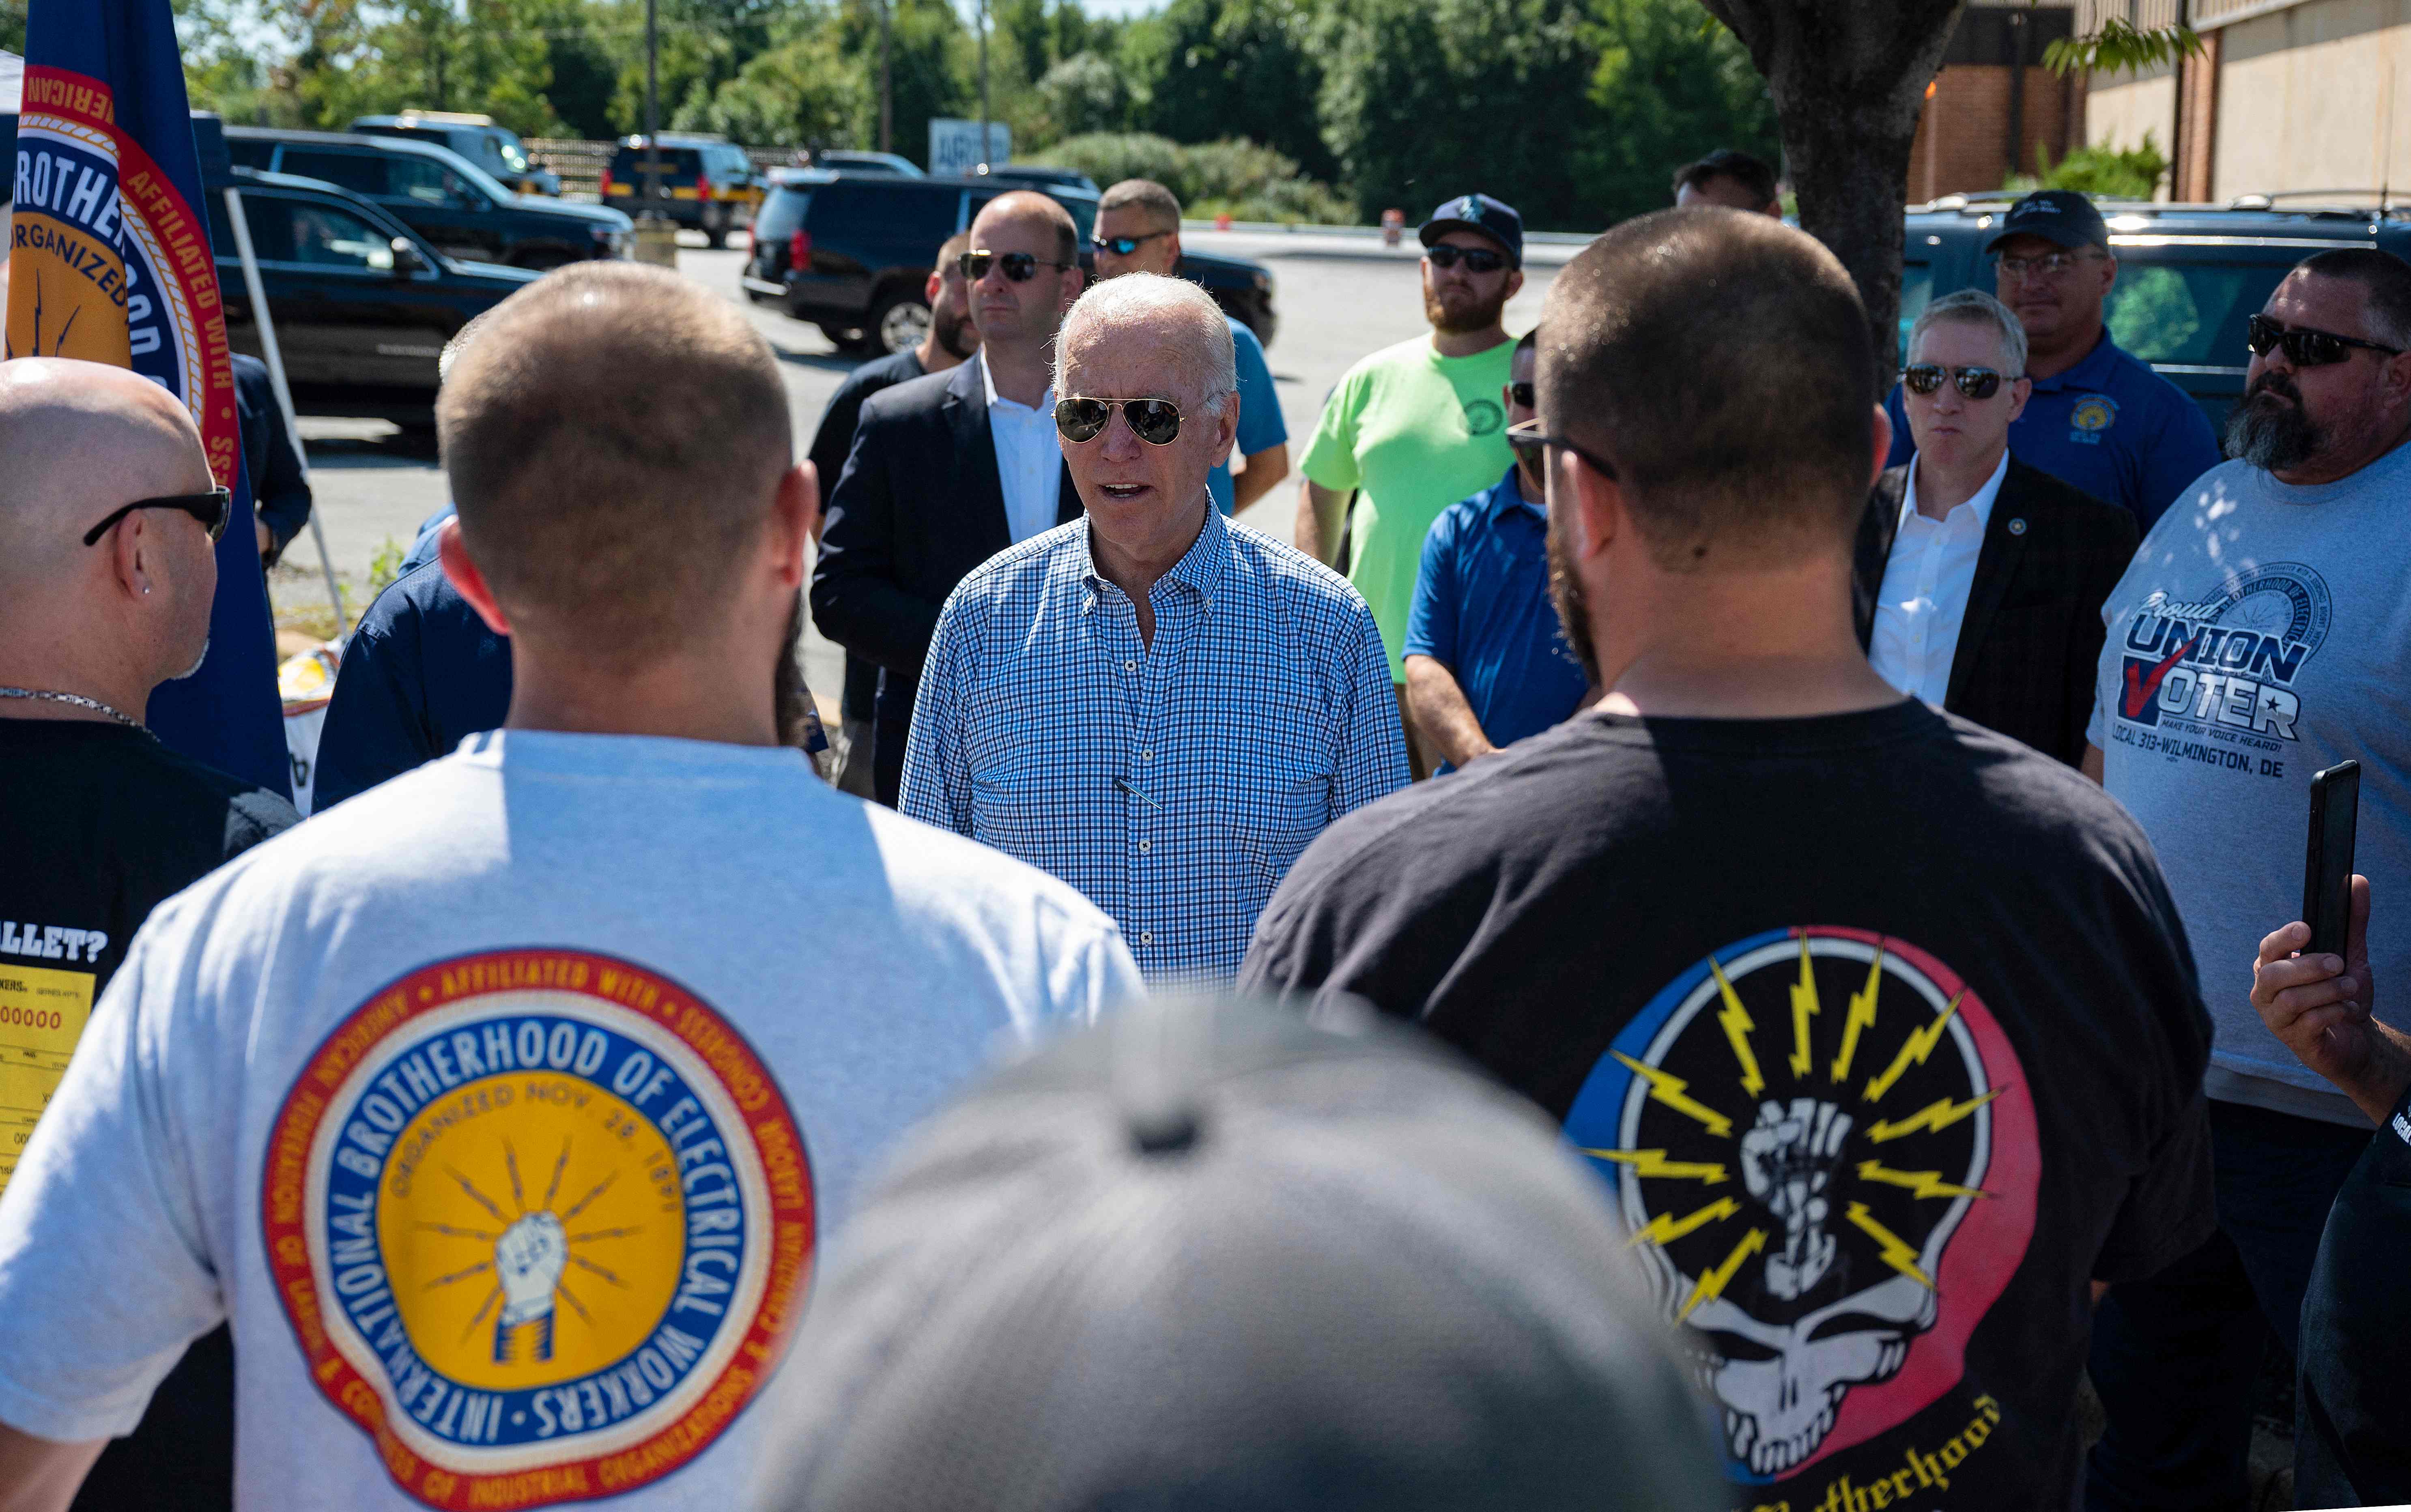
[
  {"left": 813, "top": 192, "right": 1086, "bottom": 805},
  {"left": 1852, "top": 289, "right": 2139, "bottom": 767}
]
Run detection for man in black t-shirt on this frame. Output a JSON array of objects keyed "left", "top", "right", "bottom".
[
  {"left": 807, "top": 230, "right": 977, "bottom": 797},
  {"left": 0, "top": 357, "right": 297, "bottom": 1512},
  {"left": 1241, "top": 210, "right": 2215, "bottom": 1511}
]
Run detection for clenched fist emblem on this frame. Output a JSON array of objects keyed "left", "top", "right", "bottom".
[
  {"left": 494, "top": 1211, "right": 567, "bottom": 1362},
  {"left": 1740, "top": 1098, "right": 1852, "bottom": 1300}
]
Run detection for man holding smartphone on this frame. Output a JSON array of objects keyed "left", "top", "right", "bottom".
[{"left": 2081, "top": 248, "right": 2411, "bottom": 1511}]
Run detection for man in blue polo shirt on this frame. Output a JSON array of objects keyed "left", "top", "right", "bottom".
[
  {"left": 1886, "top": 190, "right": 2220, "bottom": 532},
  {"left": 1402, "top": 333, "right": 1591, "bottom": 773}
]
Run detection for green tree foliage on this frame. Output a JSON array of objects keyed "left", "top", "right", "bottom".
[
  {"left": 2006, "top": 133, "right": 2169, "bottom": 200},
  {"left": 332, "top": 0, "right": 566, "bottom": 135},
  {"left": 1578, "top": 0, "right": 1777, "bottom": 223},
  {"left": 1034, "top": 51, "right": 1131, "bottom": 140},
  {"left": 833, "top": 0, "right": 970, "bottom": 167},
  {"left": 1138, "top": 0, "right": 1335, "bottom": 183},
  {"left": 1033, "top": 130, "right": 1350, "bottom": 223},
  {"left": 676, "top": 28, "right": 868, "bottom": 145}
]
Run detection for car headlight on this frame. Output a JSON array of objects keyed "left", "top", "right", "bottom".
[{"left": 1252, "top": 270, "right": 1272, "bottom": 293}]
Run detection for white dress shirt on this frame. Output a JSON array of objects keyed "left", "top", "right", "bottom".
[
  {"left": 981, "top": 350, "right": 1062, "bottom": 544},
  {"left": 1869, "top": 450, "right": 2011, "bottom": 706}
]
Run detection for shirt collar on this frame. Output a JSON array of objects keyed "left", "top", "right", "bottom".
[
  {"left": 2029, "top": 328, "right": 2119, "bottom": 393},
  {"left": 1080, "top": 499, "right": 1231, "bottom": 608},
  {"left": 979, "top": 349, "right": 1052, "bottom": 415},
  {"left": 1901, "top": 448, "right": 2011, "bottom": 531},
  {"left": 1484, "top": 466, "right": 1545, "bottom": 521}
]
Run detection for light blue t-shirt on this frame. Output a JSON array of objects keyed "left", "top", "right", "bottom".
[
  {"left": 0, "top": 731, "right": 1140, "bottom": 1508},
  {"left": 2091, "top": 444, "right": 2411, "bottom": 1125},
  {"left": 1208, "top": 317, "right": 1287, "bottom": 515}
]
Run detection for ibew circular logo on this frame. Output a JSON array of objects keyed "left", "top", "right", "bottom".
[
  {"left": 1463, "top": 397, "right": 1505, "bottom": 436},
  {"left": 263, "top": 949, "right": 815, "bottom": 1510}
]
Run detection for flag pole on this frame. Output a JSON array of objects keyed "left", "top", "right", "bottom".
[{"left": 222, "top": 186, "right": 346, "bottom": 631}]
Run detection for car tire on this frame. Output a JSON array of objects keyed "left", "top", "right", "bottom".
[
  {"left": 869, "top": 290, "right": 931, "bottom": 357},
  {"left": 703, "top": 208, "right": 729, "bottom": 250}
]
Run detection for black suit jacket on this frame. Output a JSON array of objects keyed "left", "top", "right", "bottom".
[
  {"left": 809, "top": 357, "right": 1082, "bottom": 724},
  {"left": 1852, "top": 455, "right": 2139, "bottom": 767}
]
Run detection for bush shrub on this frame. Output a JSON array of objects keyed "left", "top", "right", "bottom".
[{"left": 1030, "top": 131, "right": 1353, "bottom": 223}]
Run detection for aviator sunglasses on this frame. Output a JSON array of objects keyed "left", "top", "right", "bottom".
[
  {"left": 1055, "top": 397, "right": 1185, "bottom": 446},
  {"left": 1425, "top": 244, "right": 1511, "bottom": 274},
  {"left": 2246, "top": 313, "right": 2404, "bottom": 367},
  {"left": 1902, "top": 363, "right": 2014, "bottom": 400},
  {"left": 958, "top": 249, "right": 1077, "bottom": 283},
  {"left": 82, "top": 486, "right": 233, "bottom": 548}
]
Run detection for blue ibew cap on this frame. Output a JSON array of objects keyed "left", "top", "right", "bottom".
[
  {"left": 1984, "top": 189, "right": 2111, "bottom": 255},
  {"left": 1421, "top": 192, "right": 1524, "bottom": 267}
]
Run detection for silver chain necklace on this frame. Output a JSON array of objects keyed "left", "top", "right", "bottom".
[{"left": 0, "top": 686, "right": 155, "bottom": 737}]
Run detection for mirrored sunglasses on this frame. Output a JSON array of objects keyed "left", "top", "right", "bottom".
[
  {"left": 1054, "top": 397, "right": 1184, "bottom": 446},
  {"left": 1902, "top": 363, "right": 2011, "bottom": 400},
  {"left": 1091, "top": 230, "right": 1172, "bottom": 257}
]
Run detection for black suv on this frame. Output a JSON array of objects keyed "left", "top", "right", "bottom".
[
  {"left": 1904, "top": 193, "right": 2411, "bottom": 430},
  {"left": 208, "top": 167, "right": 542, "bottom": 424},
  {"left": 351, "top": 112, "right": 561, "bottom": 197},
  {"left": 744, "top": 170, "right": 1278, "bottom": 356},
  {"left": 602, "top": 136, "right": 764, "bottom": 247},
  {"left": 225, "top": 127, "right": 630, "bottom": 270}
]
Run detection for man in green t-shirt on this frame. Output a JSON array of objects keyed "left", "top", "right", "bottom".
[{"left": 1298, "top": 193, "right": 1524, "bottom": 777}]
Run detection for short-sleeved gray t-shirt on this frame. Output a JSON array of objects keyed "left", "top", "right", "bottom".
[{"left": 2091, "top": 442, "right": 2411, "bottom": 1124}]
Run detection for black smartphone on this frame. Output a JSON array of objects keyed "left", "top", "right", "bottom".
[{"left": 2305, "top": 760, "right": 2362, "bottom": 960}]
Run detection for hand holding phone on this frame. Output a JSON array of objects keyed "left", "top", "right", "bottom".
[{"left": 2306, "top": 761, "right": 2362, "bottom": 960}]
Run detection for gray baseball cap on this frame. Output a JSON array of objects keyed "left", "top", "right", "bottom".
[{"left": 746, "top": 996, "right": 1726, "bottom": 1512}]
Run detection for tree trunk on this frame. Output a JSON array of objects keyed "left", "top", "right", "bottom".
[{"left": 1697, "top": 0, "right": 1966, "bottom": 375}]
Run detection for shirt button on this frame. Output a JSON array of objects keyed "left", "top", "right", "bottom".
[
  {"left": 1140, "top": 749, "right": 1153, "bottom": 761},
  {"left": 1139, "top": 931, "right": 1154, "bottom": 945},
  {"left": 1138, "top": 839, "right": 1151, "bottom": 853},
  {"left": 1123, "top": 659, "right": 1137, "bottom": 672}
]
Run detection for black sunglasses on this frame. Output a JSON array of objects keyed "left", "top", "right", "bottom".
[
  {"left": 1510, "top": 381, "right": 1535, "bottom": 408},
  {"left": 1903, "top": 363, "right": 2015, "bottom": 400},
  {"left": 1504, "top": 418, "right": 1617, "bottom": 479},
  {"left": 1055, "top": 397, "right": 1185, "bottom": 446},
  {"left": 959, "top": 249, "right": 1076, "bottom": 283},
  {"left": 2246, "top": 313, "right": 2403, "bottom": 367},
  {"left": 82, "top": 486, "right": 232, "bottom": 548},
  {"left": 1426, "top": 244, "right": 1511, "bottom": 274},
  {"left": 1092, "top": 230, "right": 1172, "bottom": 256}
]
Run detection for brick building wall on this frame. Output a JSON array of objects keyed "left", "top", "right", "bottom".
[{"left": 1909, "top": 64, "right": 2091, "bottom": 200}]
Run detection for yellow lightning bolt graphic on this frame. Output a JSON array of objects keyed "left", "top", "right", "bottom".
[
  {"left": 1677, "top": 1227, "right": 1769, "bottom": 1320},
  {"left": 1863, "top": 990, "right": 1966, "bottom": 1104},
  {"left": 1708, "top": 957, "right": 1766, "bottom": 1097},
  {"left": 1831, "top": 946, "right": 1884, "bottom": 1084},
  {"left": 1627, "top": 1196, "right": 1742, "bottom": 1250},
  {"left": 1845, "top": 1201, "right": 1934, "bottom": 1289},
  {"left": 1865, "top": 1089, "right": 2001, "bottom": 1143},
  {"left": 1585, "top": 1148, "right": 1729, "bottom": 1185},
  {"left": 1788, "top": 935, "right": 1820, "bottom": 1080},
  {"left": 1856, "top": 1161, "right": 1988, "bottom": 1201},
  {"left": 1613, "top": 1052, "right": 1734, "bottom": 1138}
]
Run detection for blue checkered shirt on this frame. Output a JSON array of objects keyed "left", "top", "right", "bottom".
[{"left": 901, "top": 505, "right": 1410, "bottom": 983}]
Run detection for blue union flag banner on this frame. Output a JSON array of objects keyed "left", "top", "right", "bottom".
[{"left": 5, "top": 0, "right": 289, "bottom": 797}]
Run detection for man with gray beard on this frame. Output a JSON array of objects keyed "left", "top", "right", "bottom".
[{"left": 2081, "top": 247, "right": 2411, "bottom": 1511}]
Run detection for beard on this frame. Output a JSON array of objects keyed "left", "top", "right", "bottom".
[
  {"left": 1544, "top": 507, "right": 1602, "bottom": 687},
  {"left": 1425, "top": 281, "right": 1510, "bottom": 336},
  {"left": 933, "top": 306, "right": 976, "bottom": 361},
  {"left": 2224, "top": 371, "right": 2324, "bottom": 472},
  {"left": 773, "top": 595, "right": 809, "bottom": 750}
]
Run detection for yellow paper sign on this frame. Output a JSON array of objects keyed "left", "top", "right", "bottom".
[{"left": 0, "top": 963, "right": 97, "bottom": 1198}]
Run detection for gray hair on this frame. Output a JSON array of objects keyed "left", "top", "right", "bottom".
[
  {"left": 1908, "top": 289, "right": 2028, "bottom": 377},
  {"left": 1055, "top": 273, "right": 1237, "bottom": 416}
]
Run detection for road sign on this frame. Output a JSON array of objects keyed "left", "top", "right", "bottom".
[{"left": 928, "top": 118, "right": 1010, "bottom": 177}]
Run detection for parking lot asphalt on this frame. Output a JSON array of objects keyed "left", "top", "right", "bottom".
[{"left": 276, "top": 229, "right": 1559, "bottom": 708}]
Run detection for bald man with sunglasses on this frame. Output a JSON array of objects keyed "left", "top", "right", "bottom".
[
  {"left": 813, "top": 191, "right": 1087, "bottom": 806},
  {"left": 0, "top": 357, "right": 295, "bottom": 1512},
  {"left": 901, "top": 274, "right": 1407, "bottom": 984}
]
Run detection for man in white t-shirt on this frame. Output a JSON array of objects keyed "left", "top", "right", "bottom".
[
  {"left": 0, "top": 262, "right": 1143, "bottom": 1512},
  {"left": 2081, "top": 248, "right": 2411, "bottom": 1510}
]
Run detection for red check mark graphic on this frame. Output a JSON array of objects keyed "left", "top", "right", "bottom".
[{"left": 2123, "top": 634, "right": 2200, "bottom": 718}]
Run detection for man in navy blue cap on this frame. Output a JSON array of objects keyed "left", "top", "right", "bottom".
[
  {"left": 1298, "top": 191, "right": 1526, "bottom": 777},
  {"left": 1884, "top": 189, "right": 2220, "bottom": 532}
]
